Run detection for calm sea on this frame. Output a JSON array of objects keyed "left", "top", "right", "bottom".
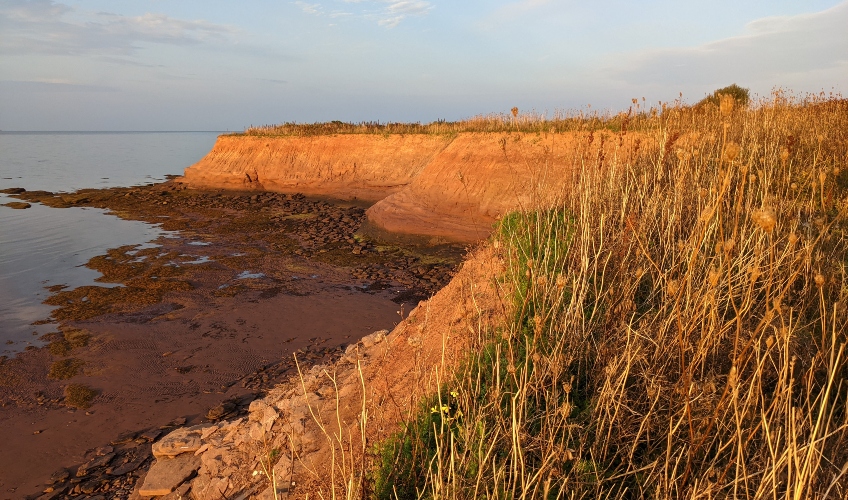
[{"left": 0, "top": 132, "right": 221, "bottom": 354}]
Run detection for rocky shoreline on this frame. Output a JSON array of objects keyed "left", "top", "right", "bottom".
[{"left": 0, "top": 184, "right": 466, "bottom": 499}]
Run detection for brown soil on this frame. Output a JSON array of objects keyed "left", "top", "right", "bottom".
[{"left": 0, "top": 184, "right": 464, "bottom": 499}]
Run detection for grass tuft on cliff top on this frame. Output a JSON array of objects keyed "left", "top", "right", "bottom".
[{"left": 371, "top": 91, "right": 848, "bottom": 499}]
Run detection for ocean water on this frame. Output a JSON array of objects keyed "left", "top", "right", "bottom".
[{"left": 0, "top": 132, "right": 220, "bottom": 354}]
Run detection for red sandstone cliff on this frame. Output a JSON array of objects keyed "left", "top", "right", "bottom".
[{"left": 180, "top": 132, "right": 650, "bottom": 242}]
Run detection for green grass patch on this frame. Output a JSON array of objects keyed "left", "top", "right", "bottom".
[
  {"left": 64, "top": 384, "right": 97, "bottom": 409},
  {"left": 48, "top": 358, "right": 84, "bottom": 380}
]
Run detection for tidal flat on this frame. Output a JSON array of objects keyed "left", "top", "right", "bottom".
[{"left": 0, "top": 183, "right": 463, "bottom": 498}]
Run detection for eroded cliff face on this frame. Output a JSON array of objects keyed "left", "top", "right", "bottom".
[
  {"left": 181, "top": 134, "right": 452, "bottom": 202},
  {"left": 133, "top": 246, "right": 505, "bottom": 499},
  {"left": 180, "top": 132, "right": 651, "bottom": 242}
]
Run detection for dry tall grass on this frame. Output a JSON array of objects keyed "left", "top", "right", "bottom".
[
  {"left": 238, "top": 104, "right": 656, "bottom": 137},
  {"left": 373, "top": 93, "right": 848, "bottom": 499}
]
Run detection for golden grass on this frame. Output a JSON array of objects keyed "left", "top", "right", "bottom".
[{"left": 372, "top": 92, "right": 848, "bottom": 499}]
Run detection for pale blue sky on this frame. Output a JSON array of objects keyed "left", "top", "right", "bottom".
[{"left": 0, "top": 0, "right": 845, "bottom": 130}]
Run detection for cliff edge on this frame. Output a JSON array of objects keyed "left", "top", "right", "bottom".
[{"left": 180, "top": 131, "right": 650, "bottom": 242}]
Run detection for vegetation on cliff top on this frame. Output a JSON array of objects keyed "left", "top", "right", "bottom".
[
  {"left": 372, "top": 92, "right": 848, "bottom": 498},
  {"left": 233, "top": 88, "right": 841, "bottom": 139}
]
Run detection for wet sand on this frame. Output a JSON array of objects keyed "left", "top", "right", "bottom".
[{"left": 0, "top": 184, "right": 463, "bottom": 499}]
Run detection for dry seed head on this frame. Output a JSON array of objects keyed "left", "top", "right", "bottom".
[
  {"left": 728, "top": 366, "right": 738, "bottom": 388},
  {"left": 752, "top": 208, "right": 777, "bottom": 233},
  {"left": 526, "top": 258, "right": 535, "bottom": 269},
  {"left": 719, "top": 94, "right": 735, "bottom": 117},
  {"left": 646, "top": 384, "right": 658, "bottom": 398},
  {"left": 536, "top": 275, "right": 548, "bottom": 286},
  {"left": 723, "top": 142, "right": 740, "bottom": 162},
  {"left": 667, "top": 279, "right": 679, "bottom": 296},
  {"left": 780, "top": 148, "right": 790, "bottom": 162},
  {"left": 789, "top": 232, "right": 799, "bottom": 246},
  {"left": 749, "top": 174, "right": 757, "bottom": 184},
  {"left": 815, "top": 273, "right": 826, "bottom": 287},
  {"left": 766, "top": 335, "right": 775, "bottom": 349},
  {"left": 708, "top": 268, "right": 720, "bottom": 287},
  {"left": 511, "top": 106, "right": 519, "bottom": 118},
  {"left": 819, "top": 171, "right": 827, "bottom": 186},
  {"left": 791, "top": 182, "right": 798, "bottom": 190},
  {"left": 556, "top": 274, "right": 566, "bottom": 290},
  {"left": 723, "top": 239, "right": 735, "bottom": 254},
  {"left": 714, "top": 241, "right": 723, "bottom": 254},
  {"left": 559, "top": 401, "right": 574, "bottom": 418}
]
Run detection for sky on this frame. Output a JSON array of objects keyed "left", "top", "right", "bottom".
[{"left": 0, "top": 0, "right": 846, "bottom": 131}]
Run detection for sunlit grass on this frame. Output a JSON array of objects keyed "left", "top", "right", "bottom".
[{"left": 370, "top": 91, "right": 848, "bottom": 499}]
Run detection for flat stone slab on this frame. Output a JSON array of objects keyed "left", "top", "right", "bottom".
[
  {"left": 138, "top": 454, "right": 201, "bottom": 497},
  {"left": 152, "top": 425, "right": 209, "bottom": 458}
]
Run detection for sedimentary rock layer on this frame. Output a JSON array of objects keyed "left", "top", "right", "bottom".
[
  {"left": 181, "top": 132, "right": 650, "bottom": 242},
  {"left": 180, "top": 134, "right": 452, "bottom": 202}
]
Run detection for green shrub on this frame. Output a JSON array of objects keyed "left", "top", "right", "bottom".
[{"left": 697, "top": 83, "right": 750, "bottom": 108}]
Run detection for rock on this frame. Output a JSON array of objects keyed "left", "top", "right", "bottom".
[
  {"left": 152, "top": 425, "right": 208, "bottom": 459},
  {"left": 137, "top": 453, "right": 201, "bottom": 497},
  {"left": 206, "top": 400, "right": 237, "bottom": 420},
  {"left": 3, "top": 201, "right": 31, "bottom": 209},
  {"left": 111, "top": 430, "right": 137, "bottom": 445},
  {"left": 157, "top": 480, "right": 191, "bottom": 500},
  {"left": 79, "top": 478, "right": 102, "bottom": 494},
  {"left": 138, "top": 429, "right": 162, "bottom": 442},
  {"left": 36, "top": 486, "right": 66, "bottom": 500},
  {"left": 48, "top": 469, "right": 70, "bottom": 484},
  {"left": 76, "top": 452, "right": 115, "bottom": 476},
  {"left": 0, "top": 187, "right": 26, "bottom": 194},
  {"left": 107, "top": 457, "right": 146, "bottom": 476},
  {"left": 360, "top": 329, "right": 388, "bottom": 348},
  {"left": 248, "top": 400, "right": 278, "bottom": 431},
  {"left": 95, "top": 445, "right": 114, "bottom": 456},
  {"left": 190, "top": 473, "right": 230, "bottom": 500},
  {"left": 255, "top": 482, "right": 293, "bottom": 500},
  {"left": 169, "top": 416, "right": 188, "bottom": 426}
]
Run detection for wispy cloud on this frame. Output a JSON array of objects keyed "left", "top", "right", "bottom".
[
  {"left": 296, "top": 0, "right": 432, "bottom": 28},
  {"left": 605, "top": 1, "right": 848, "bottom": 91},
  {"left": 0, "top": 0, "right": 237, "bottom": 56},
  {"left": 293, "top": 1, "right": 323, "bottom": 15}
]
